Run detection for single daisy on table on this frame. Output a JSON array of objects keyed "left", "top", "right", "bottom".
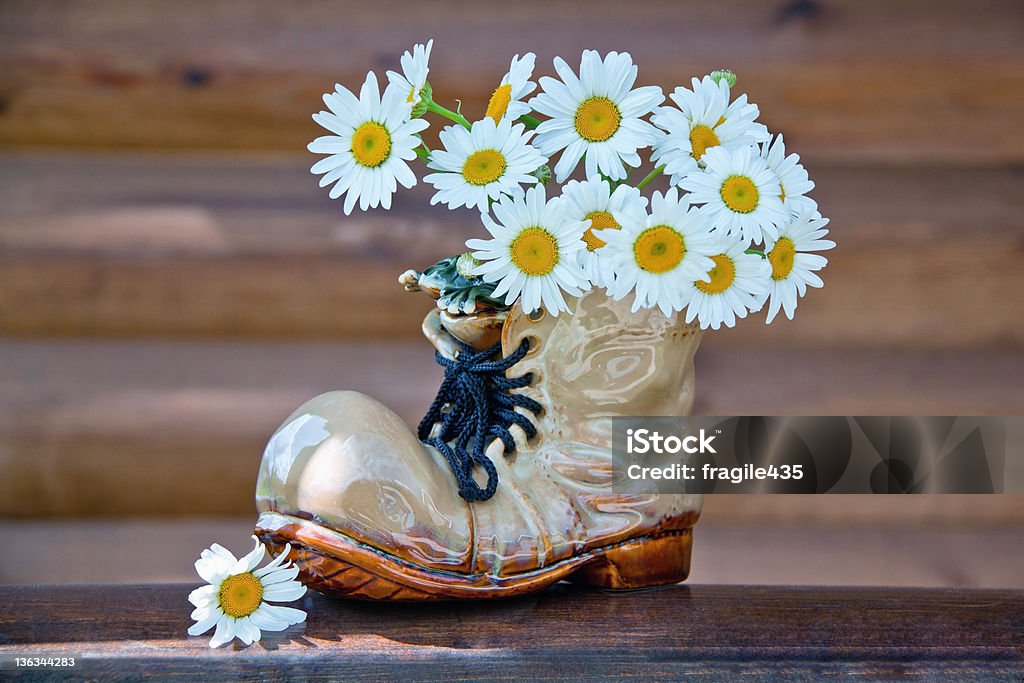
[
  {"left": 188, "top": 537, "right": 307, "bottom": 648},
  {"left": 763, "top": 210, "right": 835, "bottom": 323},
  {"left": 560, "top": 178, "right": 647, "bottom": 288},
  {"left": 484, "top": 53, "right": 537, "bottom": 123},
  {"left": 651, "top": 74, "right": 769, "bottom": 185},
  {"left": 530, "top": 50, "right": 663, "bottom": 182},
  {"left": 386, "top": 39, "right": 434, "bottom": 107},
  {"left": 681, "top": 235, "right": 770, "bottom": 330},
  {"left": 424, "top": 116, "right": 547, "bottom": 212},
  {"left": 466, "top": 185, "right": 590, "bottom": 315},
  {"left": 760, "top": 134, "right": 816, "bottom": 216},
  {"left": 595, "top": 188, "right": 716, "bottom": 317},
  {"left": 681, "top": 145, "right": 788, "bottom": 244},
  {"left": 308, "top": 72, "right": 429, "bottom": 215}
]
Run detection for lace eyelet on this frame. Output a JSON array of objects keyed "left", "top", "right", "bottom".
[
  {"left": 527, "top": 425, "right": 543, "bottom": 447},
  {"left": 524, "top": 335, "right": 541, "bottom": 356},
  {"left": 526, "top": 307, "right": 546, "bottom": 323}
]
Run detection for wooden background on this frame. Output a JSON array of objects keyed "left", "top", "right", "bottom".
[{"left": 1, "top": 0, "right": 1022, "bottom": 584}]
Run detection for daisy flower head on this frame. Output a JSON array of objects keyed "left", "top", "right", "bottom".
[
  {"left": 560, "top": 178, "right": 647, "bottom": 288},
  {"left": 651, "top": 74, "right": 770, "bottom": 185},
  {"left": 424, "top": 116, "right": 547, "bottom": 212},
  {"left": 466, "top": 185, "right": 590, "bottom": 315},
  {"left": 596, "top": 188, "right": 716, "bottom": 318},
  {"left": 485, "top": 53, "right": 537, "bottom": 123},
  {"left": 760, "top": 134, "right": 816, "bottom": 216},
  {"left": 386, "top": 39, "right": 434, "bottom": 107},
  {"left": 530, "top": 50, "right": 664, "bottom": 182},
  {"left": 188, "top": 537, "right": 307, "bottom": 648},
  {"left": 681, "top": 145, "right": 788, "bottom": 244},
  {"left": 763, "top": 210, "right": 835, "bottom": 323},
  {"left": 682, "top": 234, "right": 770, "bottom": 330},
  {"left": 308, "top": 72, "right": 429, "bottom": 215}
]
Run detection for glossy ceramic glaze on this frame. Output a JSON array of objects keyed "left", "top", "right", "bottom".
[{"left": 255, "top": 288, "right": 704, "bottom": 599}]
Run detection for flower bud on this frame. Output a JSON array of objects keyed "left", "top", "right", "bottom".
[
  {"left": 411, "top": 82, "right": 433, "bottom": 118},
  {"left": 710, "top": 69, "right": 737, "bottom": 88},
  {"left": 530, "top": 164, "right": 552, "bottom": 185}
]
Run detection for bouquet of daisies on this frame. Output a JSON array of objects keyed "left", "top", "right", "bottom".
[{"left": 308, "top": 41, "right": 834, "bottom": 329}]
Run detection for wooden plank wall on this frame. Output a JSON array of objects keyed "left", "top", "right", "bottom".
[{"left": 0, "top": 0, "right": 1022, "bottom": 518}]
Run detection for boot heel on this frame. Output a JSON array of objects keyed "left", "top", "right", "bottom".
[{"left": 570, "top": 530, "right": 693, "bottom": 590}]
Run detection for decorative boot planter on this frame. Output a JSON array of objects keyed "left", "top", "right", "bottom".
[
  {"left": 188, "top": 44, "right": 835, "bottom": 643},
  {"left": 255, "top": 286, "right": 703, "bottom": 600}
]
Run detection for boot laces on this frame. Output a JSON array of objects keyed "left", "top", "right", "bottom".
[{"left": 417, "top": 337, "right": 542, "bottom": 502}]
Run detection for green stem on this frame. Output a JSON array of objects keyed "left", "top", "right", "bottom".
[
  {"left": 636, "top": 165, "right": 665, "bottom": 191},
  {"left": 427, "top": 100, "right": 472, "bottom": 130},
  {"left": 413, "top": 133, "right": 432, "bottom": 164},
  {"left": 517, "top": 114, "right": 541, "bottom": 130},
  {"left": 745, "top": 248, "right": 765, "bottom": 257}
]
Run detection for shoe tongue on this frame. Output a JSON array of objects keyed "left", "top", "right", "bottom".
[{"left": 439, "top": 309, "right": 509, "bottom": 351}]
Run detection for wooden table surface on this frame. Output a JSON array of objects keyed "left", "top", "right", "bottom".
[{"left": 1, "top": 584, "right": 1022, "bottom": 680}]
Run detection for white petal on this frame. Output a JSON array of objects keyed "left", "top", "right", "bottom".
[
  {"left": 236, "top": 536, "right": 266, "bottom": 573},
  {"left": 188, "top": 584, "right": 217, "bottom": 607},
  {"left": 188, "top": 610, "right": 221, "bottom": 637},
  {"left": 262, "top": 580, "right": 308, "bottom": 602},
  {"left": 260, "top": 604, "right": 308, "bottom": 626},
  {"left": 208, "top": 614, "right": 236, "bottom": 648}
]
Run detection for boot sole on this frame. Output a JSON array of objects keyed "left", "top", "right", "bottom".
[{"left": 255, "top": 511, "right": 693, "bottom": 601}]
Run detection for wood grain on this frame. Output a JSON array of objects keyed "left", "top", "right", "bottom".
[
  {"left": 1, "top": 1, "right": 1023, "bottom": 163},
  {"left": 2, "top": 338, "right": 1023, "bottom": 517},
  {"left": 0, "top": 584, "right": 1021, "bottom": 679},
  {"left": 2, "top": 154, "right": 1022, "bottom": 347}
]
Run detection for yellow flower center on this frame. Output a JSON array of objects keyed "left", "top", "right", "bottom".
[
  {"left": 575, "top": 97, "right": 621, "bottom": 142},
  {"left": 779, "top": 182, "right": 787, "bottom": 203},
  {"left": 689, "top": 124, "right": 721, "bottom": 160},
  {"left": 407, "top": 87, "right": 416, "bottom": 103},
  {"left": 510, "top": 227, "right": 559, "bottom": 276},
  {"left": 582, "top": 210, "right": 620, "bottom": 251},
  {"left": 486, "top": 83, "right": 513, "bottom": 122},
  {"left": 633, "top": 225, "right": 686, "bottom": 274},
  {"left": 768, "top": 237, "right": 796, "bottom": 280},
  {"left": 351, "top": 122, "right": 391, "bottom": 168},
  {"left": 462, "top": 149, "right": 507, "bottom": 186},
  {"left": 218, "top": 572, "right": 263, "bottom": 619},
  {"left": 720, "top": 175, "right": 759, "bottom": 214},
  {"left": 695, "top": 254, "right": 736, "bottom": 294}
]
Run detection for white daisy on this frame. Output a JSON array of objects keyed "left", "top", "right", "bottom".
[
  {"left": 466, "top": 185, "right": 590, "bottom": 315},
  {"left": 424, "top": 116, "right": 546, "bottom": 212},
  {"left": 763, "top": 210, "right": 835, "bottom": 323},
  {"left": 530, "top": 50, "right": 663, "bottom": 182},
  {"left": 596, "top": 188, "right": 716, "bottom": 317},
  {"left": 386, "top": 39, "right": 433, "bottom": 107},
  {"left": 560, "top": 179, "right": 647, "bottom": 288},
  {"left": 309, "top": 72, "right": 429, "bottom": 215},
  {"left": 187, "top": 537, "right": 307, "bottom": 648},
  {"left": 681, "top": 145, "right": 788, "bottom": 244},
  {"left": 760, "top": 134, "right": 817, "bottom": 216},
  {"left": 651, "top": 75, "right": 769, "bottom": 185},
  {"left": 681, "top": 235, "right": 770, "bottom": 330},
  {"left": 484, "top": 53, "right": 537, "bottom": 123}
]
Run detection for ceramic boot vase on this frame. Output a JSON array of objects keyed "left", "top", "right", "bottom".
[{"left": 254, "top": 288, "right": 704, "bottom": 600}]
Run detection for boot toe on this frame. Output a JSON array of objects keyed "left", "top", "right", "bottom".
[{"left": 256, "top": 390, "right": 473, "bottom": 572}]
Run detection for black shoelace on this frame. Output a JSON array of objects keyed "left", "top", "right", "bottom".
[{"left": 417, "top": 337, "right": 542, "bottom": 502}]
